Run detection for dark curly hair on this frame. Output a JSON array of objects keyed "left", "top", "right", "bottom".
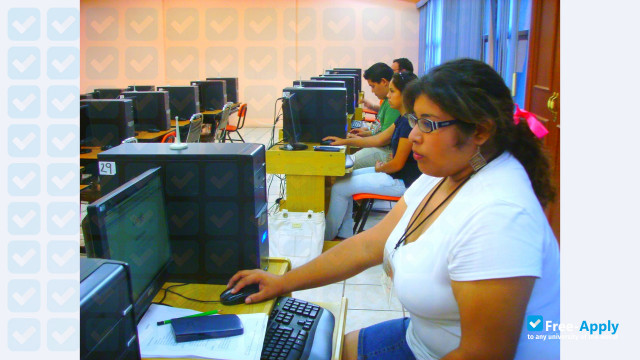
[{"left": 403, "top": 58, "right": 555, "bottom": 207}]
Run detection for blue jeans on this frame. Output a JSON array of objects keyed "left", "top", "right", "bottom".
[
  {"left": 324, "top": 167, "right": 406, "bottom": 240},
  {"left": 358, "top": 317, "right": 416, "bottom": 360}
]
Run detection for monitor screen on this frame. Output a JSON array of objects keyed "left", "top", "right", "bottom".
[
  {"left": 85, "top": 167, "right": 172, "bottom": 322},
  {"left": 157, "top": 85, "right": 200, "bottom": 121},
  {"left": 327, "top": 68, "right": 362, "bottom": 93},
  {"left": 81, "top": 99, "right": 135, "bottom": 148},
  {"left": 206, "top": 77, "right": 238, "bottom": 103},
  {"left": 122, "top": 91, "right": 171, "bottom": 131},
  {"left": 310, "top": 75, "right": 356, "bottom": 114},
  {"left": 282, "top": 87, "right": 347, "bottom": 142}
]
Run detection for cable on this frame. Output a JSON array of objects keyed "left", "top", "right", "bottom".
[
  {"left": 155, "top": 283, "right": 189, "bottom": 305},
  {"left": 155, "top": 283, "right": 223, "bottom": 304}
]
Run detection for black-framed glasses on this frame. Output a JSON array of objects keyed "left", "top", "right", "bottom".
[{"left": 407, "top": 113, "right": 460, "bottom": 133}]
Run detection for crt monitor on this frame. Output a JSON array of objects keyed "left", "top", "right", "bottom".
[
  {"left": 85, "top": 167, "right": 172, "bottom": 322},
  {"left": 82, "top": 99, "right": 135, "bottom": 148},
  {"left": 310, "top": 75, "right": 356, "bottom": 114},
  {"left": 126, "top": 85, "right": 156, "bottom": 91},
  {"left": 282, "top": 87, "right": 347, "bottom": 143},
  {"left": 327, "top": 68, "right": 362, "bottom": 93},
  {"left": 93, "top": 88, "right": 125, "bottom": 99},
  {"left": 206, "top": 77, "right": 238, "bottom": 103},
  {"left": 293, "top": 80, "right": 345, "bottom": 89},
  {"left": 191, "top": 80, "right": 227, "bottom": 111},
  {"left": 157, "top": 85, "right": 200, "bottom": 121},
  {"left": 122, "top": 91, "right": 171, "bottom": 131},
  {"left": 280, "top": 94, "right": 307, "bottom": 151}
]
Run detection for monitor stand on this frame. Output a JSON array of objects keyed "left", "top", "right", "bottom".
[{"left": 280, "top": 143, "right": 308, "bottom": 151}]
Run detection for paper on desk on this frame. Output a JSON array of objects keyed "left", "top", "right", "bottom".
[{"left": 137, "top": 304, "right": 268, "bottom": 360}]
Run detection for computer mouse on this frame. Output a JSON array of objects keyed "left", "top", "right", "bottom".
[
  {"left": 220, "top": 284, "right": 260, "bottom": 306},
  {"left": 321, "top": 139, "right": 334, "bottom": 145},
  {"left": 147, "top": 128, "right": 161, "bottom": 133},
  {"left": 100, "top": 144, "right": 114, "bottom": 151}
]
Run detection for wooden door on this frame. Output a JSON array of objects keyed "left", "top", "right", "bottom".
[{"left": 525, "top": 0, "right": 560, "bottom": 240}]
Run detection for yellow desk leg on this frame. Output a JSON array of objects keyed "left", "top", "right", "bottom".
[{"left": 285, "top": 175, "right": 325, "bottom": 212}]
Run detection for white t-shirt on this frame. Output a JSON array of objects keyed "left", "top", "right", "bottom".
[{"left": 385, "top": 152, "right": 560, "bottom": 360}]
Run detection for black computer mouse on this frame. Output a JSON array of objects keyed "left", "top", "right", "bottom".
[
  {"left": 220, "top": 284, "right": 260, "bottom": 305},
  {"left": 321, "top": 139, "right": 334, "bottom": 145},
  {"left": 100, "top": 144, "right": 114, "bottom": 151}
]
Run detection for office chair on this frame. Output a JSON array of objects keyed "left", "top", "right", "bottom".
[
  {"left": 214, "top": 102, "right": 233, "bottom": 143},
  {"left": 161, "top": 131, "right": 176, "bottom": 143},
  {"left": 225, "top": 103, "right": 247, "bottom": 143},
  {"left": 184, "top": 113, "right": 203, "bottom": 143},
  {"left": 352, "top": 193, "right": 400, "bottom": 233}
]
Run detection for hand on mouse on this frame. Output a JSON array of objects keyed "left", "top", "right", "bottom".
[
  {"left": 226, "top": 269, "right": 286, "bottom": 304},
  {"left": 321, "top": 136, "right": 344, "bottom": 146}
]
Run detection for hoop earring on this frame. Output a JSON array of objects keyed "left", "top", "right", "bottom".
[{"left": 469, "top": 146, "right": 487, "bottom": 172}]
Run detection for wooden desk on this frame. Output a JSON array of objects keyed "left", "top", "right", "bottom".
[
  {"left": 135, "top": 128, "right": 175, "bottom": 142},
  {"left": 80, "top": 146, "right": 102, "bottom": 161},
  {"left": 146, "top": 257, "right": 347, "bottom": 360},
  {"left": 266, "top": 144, "right": 346, "bottom": 212}
]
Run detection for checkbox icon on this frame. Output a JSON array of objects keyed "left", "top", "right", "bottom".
[
  {"left": 243, "top": 85, "right": 277, "bottom": 118},
  {"left": 47, "top": 163, "right": 77, "bottom": 196},
  {"left": 323, "top": 46, "right": 356, "bottom": 69},
  {"left": 8, "top": 202, "right": 40, "bottom": 235},
  {"left": 85, "top": 46, "right": 119, "bottom": 79},
  {"left": 8, "top": 47, "right": 41, "bottom": 79},
  {"left": 8, "top": 318, "right": 40, "bottom": 351},
  {"left": 47, "top": 319, "right": 78, "bottom": 351},
  {"left": 47, "top": 202, "right": 78, "bottom": 235},
  {"left": 244, "top": 8, "right": 277, "bottom": 41},
  {"left": 166, "top": 46, "right": 199, "bottom": 80},
  {"left": 8, "top": 125, "right": 41, "bottom": 157},
  {"left": 166, "top": 8, "right": 199, "bottom": 40},
  {"left": 47, "top": 86, "right": 78, "bottom": 118},
  {"left": 362, "top": 8, "right": 395, "bottom": 41},
  {"left": 47, "top": 47, "right": 79, "bottom": 79},
  {"left": 47, "top": 124, "right": 78, "bottom": 157},
  {"left": 284, "top": 46, "right": 316, "bottom": 79},
  {"left": 244, "top": 47, "right": 276, "bottom": 80},
  {"left": 8, "top": 241, "right": 40, "bottom": 274},
  {"left": 8, "top": 86, "right": 40, "bottom": 119},
  {"left": 527, "top": 315, "right": 543, "bottom": 331},
  {"left": 8, "top": 279, "right": 40, "bottom": 312},
  {"left": 86, "top": 7, "right": 118, "bottom": 40},
  {"left": 9, "top": 8, "right": 41, "bottom": 41},
  {"left": 205, "top": 8, "right": 238, "bottom": 40},
  {"left": 125, "top": 7, "right": 158, "bottom": 41},
  {"left": 284, "top": 8, "right": 316, "bottom": 41},
  {"left": 125, "top": 47, "right": 158, "bottom": 79},
  {"left": 205, "top": 46, "right": 238, "bottom": 77},
  {"left": 8, "top": 163, "right": 41, "bottom": 196},
  {"left": 47, "top": 8, "right": 79, "bottom": 41},
  {"left": 48, "top": 280, "right": 78, "bottom": 312},
  {"left": 48, "top": 241, "right": 78, "bottom": 273},
  {"left": 323, "top": 8, "right": 355, "bottom": 41}
]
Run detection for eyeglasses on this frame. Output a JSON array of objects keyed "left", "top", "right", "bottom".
[{"left": 406, "top": 113, "right": 460, "bottom": 133}]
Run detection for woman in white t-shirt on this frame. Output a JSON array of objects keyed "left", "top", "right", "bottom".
[{"left": 225, "top": 59, "right": 560, "bottom": 360}]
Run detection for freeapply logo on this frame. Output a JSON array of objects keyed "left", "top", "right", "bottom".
[{"left": 526, "top": 315, "right": 620, "bottom": 341}]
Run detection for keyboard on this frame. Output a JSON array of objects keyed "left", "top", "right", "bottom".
[
  {"left": 261, "top": 297, "right": 335, "bottom": 360},
  {"left": 351, "top": 120, "right": 363, "bottom": 129}
]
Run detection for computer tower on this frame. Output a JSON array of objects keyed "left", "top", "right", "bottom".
[
  {"left": 81, "top": 258, "right": 141, "bottom": 360},
  {"left": 122, "top": 91, "right": 171, "bottom": 131},
  {"left": 97, "top": 143, "right": 269, "bottom": 284},
  {"left": 81, "top": 99, "right": 135, "bottom": 148},
  {"left": 126, "top": 85, "right": 156, "bottom": 92},
  {"left": 191, "top": 80, "right": 227, "bottom": 111},
  {"left": 206, "top": 77, "right": 239, "bottom": 103}
]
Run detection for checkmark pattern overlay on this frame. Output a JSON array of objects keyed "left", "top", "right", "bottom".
[
  {"left": 4, "top": 0, "right": 80, "bottom": 355},
  {"left": 80, "top": 0, "right": 419, "bottom": 126}
]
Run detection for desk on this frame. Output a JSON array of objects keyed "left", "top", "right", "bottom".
[
  {"left": 146, "top": 257, "right": 347, "bottom": 360},
  {"left": 266, "top": 144, "right": 346, "bottom": 212},
  {"left": 135, "top": 128, "right": 175, "bottom": 142},
  {"left": 80, "top": 146, "right": 102, "bottom": 161}
]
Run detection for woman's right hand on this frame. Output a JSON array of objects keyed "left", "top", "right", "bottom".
[
  {"left": 321, "top": 136, "right": 345, "bottom": 145},
  {"left": 226, "top": 269, "right": 287, "bottom": 304}
]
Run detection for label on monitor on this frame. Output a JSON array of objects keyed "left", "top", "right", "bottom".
[{"left": 98, "top": 161, "right": 117, "bottom": 176}]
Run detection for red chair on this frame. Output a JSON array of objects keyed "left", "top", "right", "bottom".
[
  {"left": 352, "top": 193, "right": 400, "bottom": 233},
  {"left": 225, "top": 103, "right": 247, "bottom": 143},
  {"left": 161, "top": 131, "right": 176, "bottom": 143}
]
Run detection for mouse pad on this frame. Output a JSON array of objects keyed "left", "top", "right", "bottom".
[{"left": 171, "top": 314, "right": 243, "bottom": 343}]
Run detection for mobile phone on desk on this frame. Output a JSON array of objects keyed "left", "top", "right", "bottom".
[{"left": 313, "top": 146, "right": 341, "bottom": 152}]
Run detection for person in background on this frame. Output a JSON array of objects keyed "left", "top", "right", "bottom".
[
  {"left": 225, "top": 58, "right": 560, "bottom": 360},
  {"left": 359, "top": 62, "right": 398, "bottom": 118},
  {"left": 351, "top": 62, "right": 401, "bottom": 169},
  {"left": 322, "top": 71, "right": 420, "bottom": 240},
  {"left": 392, "top": 57, "right": 414, "bottom": 73}
]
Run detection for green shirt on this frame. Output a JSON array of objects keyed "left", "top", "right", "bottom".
[{"left": 375, "top": 99, "right": 400, "bottom": 134}]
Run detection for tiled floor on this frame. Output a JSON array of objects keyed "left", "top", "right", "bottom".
[{"left": 242, "top": 127, "right": 407, "bottom": 335}]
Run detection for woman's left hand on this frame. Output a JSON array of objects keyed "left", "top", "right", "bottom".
[{"left": 375, "top": 160, "right": 384, "bottom": 172}]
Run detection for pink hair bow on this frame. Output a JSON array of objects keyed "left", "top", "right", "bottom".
[{"left": 513, "top": 104, "right": 549, "bottom": 138}]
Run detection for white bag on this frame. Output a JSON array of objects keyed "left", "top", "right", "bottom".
[{"left": 268, "top": 210, "right": 325, "bottom": 268}]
